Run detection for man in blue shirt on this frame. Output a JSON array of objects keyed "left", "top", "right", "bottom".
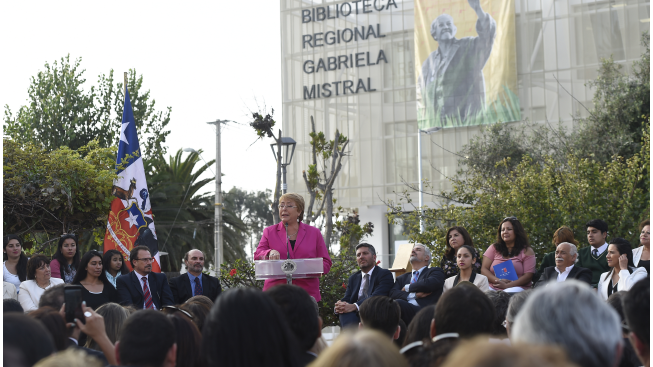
[{"left": 169, "top": 249, "right": 222, "bottom": 304}]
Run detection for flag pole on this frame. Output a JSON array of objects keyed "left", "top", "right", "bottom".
[{"left": 124, "top": 72, "right": 127, "bottom": 96}]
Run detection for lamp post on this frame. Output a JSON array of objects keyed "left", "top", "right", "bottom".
[
  {"left": 418, "top": 127, "right": 443, "bottom": 233},
  {"left": 270, "top": 137, "right": 297, "bottom": 194}
]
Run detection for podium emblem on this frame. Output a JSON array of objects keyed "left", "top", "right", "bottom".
[{"left": 281, "top": 259, "right": 297, "bottom": 275}]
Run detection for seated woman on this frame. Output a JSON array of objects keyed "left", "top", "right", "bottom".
[
  {"left": 18, "top": 254, "right": 65, "bottom": 312},
  {"left": 72, "top": 250, "right": 120, "bottom": 310},
  {"left": 481, "top": 217, "right": 536, "bottom": 292},
  {"left": 444, "top": 245, "right": 489, "bottom": 292},
  {"left": 440, "top": 227, "right": 482, "bottom": 278},
  {"left": 3, "top": 235, "right": 28, "bottom": 292},
  {"left": 633, "top": 219, "right": 650, "bottom": 273},
  {"left": 50, "top": 234, "right": 81, "bottom": 284},
  {"left": 597, "top": 238, "right": 647, "bottom": 301},
  {"left": 102, "top": 250, "right": 129, "bottom": 289}
]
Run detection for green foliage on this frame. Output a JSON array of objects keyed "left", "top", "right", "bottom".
[
  {"left": 223, "top": 188, "right": 275, "bottom": 255},
  {"left": 217, "top": 258, "right": 264, "bottom": 290},
  {"left": 389, "top": 119, "right": 650, "bottom": 267},
  {"left": 249, "top": 109, "right": 276, "bottom": 139},
  {"left": 334, "top": 212, "right": 374, "bottom": 249},
  {"left": 3, "top": 139, "right": 117, "bottom": 242},
  {"left": 4, "top": 55, "right": 171, "bottom": 161}
]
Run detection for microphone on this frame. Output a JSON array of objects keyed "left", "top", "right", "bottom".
[{"left": 285, "top": 222, "right": 291, "bottom": 260}]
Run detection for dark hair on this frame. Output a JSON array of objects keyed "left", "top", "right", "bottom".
[
  {"left": 201, "top": 287, "right": 302, "bottom": 367},
  {"left": 3, "top": 235, "right": 28, "bottom": 282},
  {"left": 102, "top": 249, "right": 129, "bottom": 276},
  {"left": 266, "top": 285, "right": 320, "bottom": 351},
  {"left": 359, "top": 296, "right": 401, "bottom": 338},
  {"left": 119, "top": 310, "right": 176, "bottom": 367},
  {"left": 355, "top": 243, "right": 376, "bottom": 256},
  {"left": 52, "top": 234, "right": 81, "bottom": 276},
  {"left": 606, "top": 291, "right": 627, "bottom": 330},
  {"left": 28, "top": 307, "right": 68, "bottom": 352},
  {"left": 129, "top": 245, "right": 151, "bottom": 268},
  {"left": 433, "top": 282, "right": 495, "bottom": 338},
  {"left": 26, "top": 254, "right": 50, "bottom": 280},
  {"left": 622, "top": 277, "right": 649, "bottom": 346},
  {"left": 72, "top": 250, "right": 110, "bottom": 285},
  {"left": 602, "top": 238, "right": 634, "bottom": 282},
  {"left": 86, "top": 303, "right": 129, "bottom": 350},
  {"left": 585, "top": 219, "right": 608, "bottom": 234},
  {"left": 180, "top": 301, "right": 211, "bottom": 333},
  {"left": 4, "top": 298, "right": 24, "bottom": 313},
  {"left": 185, "top": 295, "right": 214, "bottom": 308},
  {"left": 552, "top": 226, "right": 579, "bottom": 246},
  {"left": 640, "top": 219, "right": 650, "bottom": 232},
  {"left": 457, "top": 245, "right": 478, "bottom": 263},
  {"left": 38, "top": 284, "right": 65, "bottom": 309},
  {"left": 485, "top": 291, "right": 512, "bottom": 337},
  {"left": 494, "top": 218, "right": 530, "bottom": 258},
  {"left": 395, "top": 319, "right": 407, "bottom": 347},
  {"left": 402, "top": 305, "right": 436, "bottom": 347},
  {"left": 445, "top": 227, "right": 474, "bottom": 260},
  {"left": 168, "top": 313, "right": 202, "bottom": 367},
  {"left": 4, "top": 313, "right": 55, "bottom": 367}
]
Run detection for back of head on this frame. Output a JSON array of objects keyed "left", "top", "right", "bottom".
[
  {"left": 265, "top": 284, "right": 320, "bottom": 351},
  {"left": 505, "top": 290, "right": 532, "bottom": 324},
  {"left": 86, "top": 302, "right": 129, "bottom": 349},
  {"left": 434, "top": 282, "right": 495, "bottom": 338},
  {"left": 38, "top": 284, "right": 65, "bottom": 310},
  {"left": 4, "top": 298, "right": 24, "bottom": 313},
  {"left": 185, "top": 295, "right": 214, "bottom": 308},
  {"left": 180, "top": 301, "right": 211, "bottom": 333},
  {"left": 118, "top": 310, "right": 176, "bottom": 367},
  {"left": 484, "top": 291, "right": 511, "bottom": 337},
  {"left": 168, "top": 313, "right": 202, "bottom": 367},
  {"left": 28, "top": 307, "right": 68, "bottom": 352},
  {"left": 310, "top": 329, "right": 408, "bottom": 367},
  {"left": 622, "top": 277, "right": 649, "bottom": 347},
  {"left": 201, "top": 287, "right": 302, "bottom": 367},
  {"left": 33, "top": 348, "right": 102, "bottom": 367},
  {"left": 512, "top": 280, "right": 621, "bottom": 367},
  {"left": 358, "top": 296, "right": 401, "bottom": 338},
  {"left": 402, "top": 305, "right": 436, "bottom": 347},
  {"left": 441, "top": 337, "right": 578, "bottom": 367},
  {"left": 4, "top": 313, "right": 55, "bottom": 367}
]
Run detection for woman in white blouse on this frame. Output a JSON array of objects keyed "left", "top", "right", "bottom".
[
  {"left": 444, "top": 245, "right": 489, "bottom": 292},
  {"left": 3, "top": 235, "right": 28, "bottom": 291},
  {"left": 18, "top": 254, "right": 64, "bottom": 312},
  {"left": 598, "top": 238, "right": 647, "bottom": 301}
]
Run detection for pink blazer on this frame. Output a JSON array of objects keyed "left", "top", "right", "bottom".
[{"left": 254, "top": 222, "right": 332, "bottom": 301}]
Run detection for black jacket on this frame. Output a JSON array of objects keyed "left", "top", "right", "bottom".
[
  {"left": 389, "top": 267, "right": 445, "bottom": 307},
  {"left": 534, "top": 265, "right": 593, "bottom": 288},
  {"left": 341, "top": 266, "right": 394, "bottom": 306},
  {"left": 169, "top": 272, "right": 222, "bottom": 304}
]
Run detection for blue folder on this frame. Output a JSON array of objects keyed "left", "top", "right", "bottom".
[{"left": 493, "top": 260, "right": 518, "bottom": 281}]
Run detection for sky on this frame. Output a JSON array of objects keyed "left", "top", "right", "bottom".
[{"left": 0, "top": 1, "right": 281, "bottom": 196}]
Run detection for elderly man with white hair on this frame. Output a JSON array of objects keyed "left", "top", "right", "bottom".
[
  {"left": 534, "top": 242, "right": 592, "bottom": 287},
  {"left": 389, "top": 243, "right": 445, "bottom": 325},
  {"left": 512, "top": 280, "right": 623, "bottom": 367}
]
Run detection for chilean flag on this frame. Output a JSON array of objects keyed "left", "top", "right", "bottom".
[{"left": 103, "top": 89, "right": 161, "bottom": 272}]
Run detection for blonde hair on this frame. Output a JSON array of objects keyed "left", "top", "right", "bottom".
[
  {"left": 279, "top": 193, "right": 305, "bottom": 222},
  {"left": 308, "top": 329, "right": 408, "bottom": 367},
  {"left": 34, "top": 348, "right": 103, "bottom": 367}
]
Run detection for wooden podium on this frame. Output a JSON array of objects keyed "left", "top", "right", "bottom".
[{"left": 389, "top": 243, "right": 414, "bottom": 277}]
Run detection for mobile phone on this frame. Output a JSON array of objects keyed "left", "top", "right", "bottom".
[{"left": 64, "top": 285, "right": 85, "bottom": 324}]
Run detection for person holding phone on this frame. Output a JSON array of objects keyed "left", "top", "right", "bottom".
[
  {"left": 18, "top": 254, "right": 64, "bottom": 312},
  {"left": 72, "top": 251, "right": 120, "bottom": 310}
]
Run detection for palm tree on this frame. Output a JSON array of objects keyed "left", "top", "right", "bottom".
[{"left": 148, "top": 149, "right": 248, "bottom": 271}]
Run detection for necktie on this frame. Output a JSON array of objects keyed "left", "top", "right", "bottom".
[
  {"left": 411, "top": 270, "right": 420, "bottom": 284},
  {"left": 142, "top": 276, "right": 154, "bottom": 309},
  {"left": 361, "top": 273, "right": 370, "bottom": 298},
  {"left": 194, "top": 277, "right": 203, "bottom": 296},
  {"left": 592, "top": 249, "right": 599, "bottom": 257}
]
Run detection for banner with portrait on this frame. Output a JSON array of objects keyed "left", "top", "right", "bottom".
[{"left": 415, "top": 0, "right": 520, "bottom": 128}]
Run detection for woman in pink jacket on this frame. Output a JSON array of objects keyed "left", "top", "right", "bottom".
[{"left": 255, "top": 193, "right": 332, "bottom": 301}]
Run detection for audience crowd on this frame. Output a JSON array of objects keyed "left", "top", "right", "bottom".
[{"left": 2, "top": 217, "right": 650, "bottom": 367}]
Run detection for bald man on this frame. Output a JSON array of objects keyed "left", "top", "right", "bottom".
[
  {"left": 169, "top": 249, "right": 222, "bottom": 304},
  {"left": 418, "top": 0, "right": 496, "bottom": 123}
]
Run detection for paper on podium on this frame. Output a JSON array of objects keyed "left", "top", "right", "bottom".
[
  {"left": 254, "top": 258, "right": 324, "bottom": 280},
  {"left": 389, "top": 243, "right": 414, "bottom": 277}
]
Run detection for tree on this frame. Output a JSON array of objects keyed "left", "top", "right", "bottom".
[
  {"left": 223, "top": 188, "right": 274, "bottom": 257},
  {"left": 148, "top": 149, "right": 248, "bottom": 271},
  {"left": 4, "top": 55, "right": 171, "bottom": 162}
]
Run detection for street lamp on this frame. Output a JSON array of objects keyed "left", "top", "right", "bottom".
[
  {"left": 270, "top": 137, "right": 297, "bottom": 194},
  {"left": 418, "top": 126, "right": 443, "bottom": 233}
]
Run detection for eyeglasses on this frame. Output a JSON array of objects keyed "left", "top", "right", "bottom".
[
  {"left": 503, "top": 217, "right": 518, "bottom": 222},
  {"left": 135, "top": 258, "right": 153, "bottom": 263},
  {"left": 278, "top": 205, "right": 297, "bottom": 209},
  {"left": 162, "top": 305, "right": 193, "bottom": 319}
]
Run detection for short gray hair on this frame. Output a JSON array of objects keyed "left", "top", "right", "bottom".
[
  {"left": 557, "top": 242, "right": 577, "bottom": 256},
  {"left": 413, "top": 243, "right": 431, "bottom": 262},
  {"left": 505, "top": 290, "right": 532, "bottom": 323},
  {"left": 512, "top": 280, "right": 622, "bottom": 367}
]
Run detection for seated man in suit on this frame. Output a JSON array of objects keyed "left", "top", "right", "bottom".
[
  {"left": 117, "top": 245, "right": 174, "bottom": 309},
  {"left": 169, "top": 249, "right": 222, "bottom": 304},
  {"left": 335, "top": 243, "right": 394, "bottom": 328},
  {"left": 389, "top": 243, "right": 445, "bottom": 325},
  {"left": 535, "top": 242, "right": 592, "bottom": 288}
]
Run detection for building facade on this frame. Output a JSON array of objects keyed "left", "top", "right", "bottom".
[{"left": 280, "top": 0, "right": 649, "bottom": 264}]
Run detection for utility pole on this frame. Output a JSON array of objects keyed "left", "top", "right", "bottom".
[
  {"left": 418, "top": 127, "right": 442, "bottom": 233},
  {"left": 207, "top": 120, "right": 229, "bottom": 271}
]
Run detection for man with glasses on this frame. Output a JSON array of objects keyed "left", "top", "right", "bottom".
[{"left": 116, "top": 245, "right": 174, "bottom": 309}]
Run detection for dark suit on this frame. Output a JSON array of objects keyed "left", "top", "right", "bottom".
[
  {"left": 169, "top": 272, "right": 222, "bottom": 304},
  {"left": 116, "top": 272, "right": 174, "bottom": 309},
  {"left": 338, "top": 266, "right": 394, "bottom": 327},
  {"left": 533, "top": 265, "right": 593, "bottom": 288},
  {"left": 389, "top": 266, "right": 445, "bottom": 325}
]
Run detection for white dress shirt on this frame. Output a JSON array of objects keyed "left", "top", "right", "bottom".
[
  {"left": 134, "top": 271, "right": 157, "bottom": 310},
  {"left": 555, "top": 265, "right": 575, "bottom": 282},
  {"left": 591, "top": 242, "right": 608, "bottom": 257},
  {"left": 405, "top": 266, "right": 427, "bottom": 306}
]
